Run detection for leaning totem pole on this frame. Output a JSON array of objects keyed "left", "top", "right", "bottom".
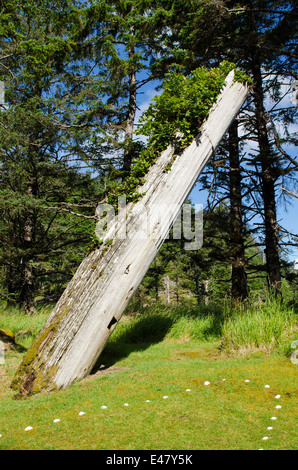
[{"left": 12, "top": 70, "right": 250, "bottom": 396}]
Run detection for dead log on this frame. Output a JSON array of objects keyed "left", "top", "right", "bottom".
[{"left": 11, "top": 71, "right": 250, "bottom": 396}]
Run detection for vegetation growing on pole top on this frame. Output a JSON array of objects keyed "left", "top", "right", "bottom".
[{"left": 107, "top": 61, "right": 251, "bottom": 208}]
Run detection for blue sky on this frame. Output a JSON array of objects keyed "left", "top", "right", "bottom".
[
  {"left": 189, "top": 185, "right": 298, "bottom": 264},
  {"left": 276, "top": 193, "right": 298, "bottom": 262}
]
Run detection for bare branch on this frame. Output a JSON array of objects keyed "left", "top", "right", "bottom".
[
  {"left": 42, "top": 206, "right": 98, "bottom": 220},
  {"left": 282, "top": 187, "right": 298, "bottom": 200},
  {"left": 267, "top": 113, "right": 298, "bottom": 168}
]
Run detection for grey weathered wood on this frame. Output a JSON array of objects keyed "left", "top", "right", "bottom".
[
  {"left": 12, "top": 71, "right": 249, "bottom": 395},
  {"left": 0, "top": 81, "right": 4, "bottom": 105}
]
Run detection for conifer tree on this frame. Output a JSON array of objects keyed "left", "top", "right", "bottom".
[
  {"left": 0, "top": 0, "right": 102, "bottom": 311},
  {"left": 156, "top": 0, "right": 297, "bottom": 296},
  {"left": 72, "top": 0, "right": 157, "bottom": 180},
  {"left": 227, "top": 0, "right": 297, "bottom": 295}
]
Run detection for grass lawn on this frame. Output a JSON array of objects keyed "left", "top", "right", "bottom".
[{"left": 0, "top": 324, "right": 297, "bottom": 450}]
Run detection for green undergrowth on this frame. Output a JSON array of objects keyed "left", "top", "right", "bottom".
[
  {"left": 0, "top": 305, "right": 50, "bottom": 348},
  {"left": 104, "top": 299, "right": 297, "bottom": 361},
  {"left": 107, "top": 61, "right": 251, "bottom": 209},
  {"left": 0, "top": 299, "right": 297, "bottom": 450},
  {"left": 0, "top": 298, "right": 296, "bottom": 359},
  {"left": 221, "top": 300, "right": 298, "bottom": 356}
]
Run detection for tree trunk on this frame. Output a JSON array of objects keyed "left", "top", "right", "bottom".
[
  {"left": 11, "top": 71, "right": 249, "bottom": 396},
  {"left": 122, "top": 7, "right": 137, "bottom": 177},
  {"left": 19, "top": 184, "right": 37, "bottom": 314},
  {"left": 122, "top": 69, "right": 136, "bottom": 176},
  {"left": 248, "top": 8, "right": 281, "bottom": 296},
  {"left": 19, "top": 260, "right": 35, "bottom": 314},
  {"left": 203, "top": 280, "right": 210, "bottom": 305},
  {"left": 6, "top": 218, "right": 19, "bottom": 307},
  {"left": 250, "top": 57, "right": 281, "bottom": 295},
  {"left": 193, "top": 261, "right": 200, "bottom": 304},
  {"left": 228, "top": 120, "right": 248, "bottom": 301},
  {"left": 165, "top": 275, "right": 170, "bottom": 304}
]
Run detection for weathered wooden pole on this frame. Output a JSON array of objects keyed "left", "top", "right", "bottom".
[
  {"left": 0, "top": 81, "right": 5, "bottom": 105},
  {"left": 12, "top": 71, "right": 249, "bottom": 395}
]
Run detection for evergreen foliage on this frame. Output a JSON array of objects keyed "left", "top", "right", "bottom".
[
  {"left": 0, "top": 0, "right": 104, "bottom": 310},
  {"left": 0, "top": 0, "right": 296, "bottom": 310},
  {"left": 108, "top": 61, "right": 250, "bottom": 206}
]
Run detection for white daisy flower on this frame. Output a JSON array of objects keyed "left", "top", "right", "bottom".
[
  {"left": 163, "top": 396, "right": 168, "bottom": 399},
  {"left": 25, "top": 426, "right": 33, "bottom": 431},
  {"left": 101, "top": 405, "right": 107, "bottom": 409},
  {"left": 264, "top": 385, "right": 270, "bottom": 388},
  {"left": 124, "top": 403, "right": 129, "bottom": 406},
  {"left": 275, "top": 405, "right": 282, "bottom": 409},
  {"left": 271, "top": 416, "right": 277, "bottom": 420},
  {"left": 186, "top": 389, "right": 191, "bottom": 392},
  {"left": 245, "top": 380, "right": 250, "bottom": 383},
  {"left": 145, "top": 400, "right": 151, "bottom": 403},
  {"left": 267, "top": 427, "right": 273, "bottom": 430},
  {"left": 262, "top": 436, "right": 269, "bottom": 440},
  {"left": 79, "top": 411, "right": 86, "bottom": 416},
  {"left": 275, "top": 395, "right": 281, "bottom": 399},
  {"left": 53, "top": 419, "right": 60, "bottom": 423},
  {"left": 204, "top": 381, "right": 210, "bottom": 386}
]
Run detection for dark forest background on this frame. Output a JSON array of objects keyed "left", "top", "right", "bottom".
[{"left": 0, "top": 0, "right": 297, "bottom": 313}]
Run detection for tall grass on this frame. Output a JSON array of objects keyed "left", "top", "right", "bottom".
[
  {"left": 113, "top": 302, "right": 225, "bottom": 344},
  {"left": 0, "top": 298, "right": 296, "bottom": 357},
  {"left": 113, "top": 299, "right": 297, "bottom": 357},
  {"left": 0, "top": 305, "right": 51, "bottom": 348},
  {"left": 221, "top": 299, "right": 298, "bottom": 356}
]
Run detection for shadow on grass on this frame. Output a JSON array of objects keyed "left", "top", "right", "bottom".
[
  {"left": 91, "top": 303, "right": 226, "bottom": 374},
  {"left": 91, "top": 313, "right": 175, "bottom": 374}
]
